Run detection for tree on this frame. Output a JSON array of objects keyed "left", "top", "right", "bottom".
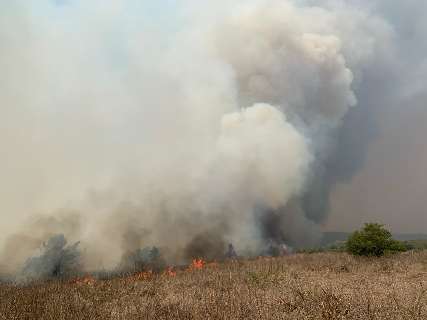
[
  {"left": 346, "top": 223, "right": 406, "bottom": 257},
  {"left": 21, "top": 234, "right": 81, "bottom": 282},
  {"left": 119, "top": 246, "right": 166, "bottom": 273}
]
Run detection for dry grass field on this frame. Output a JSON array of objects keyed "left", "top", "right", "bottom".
[{"left": 1, "top": 251, "right": 426, "bottom": 320}]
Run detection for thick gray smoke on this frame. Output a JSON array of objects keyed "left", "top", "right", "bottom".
[{"left": 0, "top": 0, "right": 425, "bottom": 275}]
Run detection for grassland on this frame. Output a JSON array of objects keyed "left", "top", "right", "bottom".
[{"left": 1, "top": 251, "right": 427, "bottom": 319}]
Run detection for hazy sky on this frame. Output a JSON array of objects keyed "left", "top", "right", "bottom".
[
  {"left": 324, "top": 0, "right": 427, "bottom": 233},
  {"left": 327, "top": 91, "right": 427, "bottom": 233},
  {"left": 0, "top": 0, "right": 426, "bottom": 251}
]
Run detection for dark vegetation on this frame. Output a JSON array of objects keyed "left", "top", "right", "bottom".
[
  {"left": 302, "top": 224, "right": 424, "bottom": 256},
  {"left": 346, "top": 223, "right": 406, "bottom": 257},
  {"left": 20, "top": 234, "right": 81, "bottom": 283}
]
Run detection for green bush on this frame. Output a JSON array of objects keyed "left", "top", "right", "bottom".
[{"left": 346, "top": 223, "right": 406, "bottom": 257}]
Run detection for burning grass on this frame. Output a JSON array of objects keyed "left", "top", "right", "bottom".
[
  {"left": 189, "top": 258, "right": 205, "bottom": 270},
  {"left": 1, "top": 251, "right": 427, "bottom": 319}
]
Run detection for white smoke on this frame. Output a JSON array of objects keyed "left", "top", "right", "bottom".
[
  {"left": 215, "top": 104, "right": 310, "bottom": 209},
  {"left": 0, "top": 0, "right": 402, "bottom": 272}
]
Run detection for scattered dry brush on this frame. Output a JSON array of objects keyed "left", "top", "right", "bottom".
[{"left": 1, "top": 251, "right": 426, "bottom": 319}]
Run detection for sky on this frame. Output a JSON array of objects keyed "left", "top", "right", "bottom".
[{"left": 323, "top": 0, "right": 427, "bottom": 232}]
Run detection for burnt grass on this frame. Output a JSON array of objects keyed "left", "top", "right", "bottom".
[{"left": 1, "top": 251, "right": 427, "bottom": 319}]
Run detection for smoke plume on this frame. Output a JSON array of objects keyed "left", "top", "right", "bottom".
[{"left": 0, "top": 0, "right": 424, "bottom": 275}]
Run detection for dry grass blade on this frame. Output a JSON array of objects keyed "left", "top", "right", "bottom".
[{"left": 1, "top": 251, "right": 426, "bottom": 319}]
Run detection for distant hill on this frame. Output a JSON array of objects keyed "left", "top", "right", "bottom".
[
  {"left": 393, "top": 233, "right": 427, "bottom": 241},
  {"left": 321, "top": 232, "right": 427, "bottom": 247},
  {"left": 320, "top": 232, "right": 349, "bottom": 247}
]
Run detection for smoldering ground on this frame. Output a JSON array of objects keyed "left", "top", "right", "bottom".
[{"left": 0, "top": 0, "right": 426, "bottom": 280}]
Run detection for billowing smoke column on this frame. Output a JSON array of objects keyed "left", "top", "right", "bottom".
[{"left": 0, "top": 0, "right": 419, "bottom": 277}]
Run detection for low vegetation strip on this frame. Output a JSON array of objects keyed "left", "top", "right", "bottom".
[{"left": 1, "top": 251, "right": 426, "bottom": 320}]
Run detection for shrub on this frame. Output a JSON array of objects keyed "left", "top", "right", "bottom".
[
  {"left": 20, "top": 234, "right": 81, "bottom": 282},
  {"left": 346, "top": 223, "right": 406, "bottom": 257},
  {"left": 119, "top": 246, "right": 166, "bottom": 273}
]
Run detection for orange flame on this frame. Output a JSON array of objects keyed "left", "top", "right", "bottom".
[{"left": 190, "top": 258, "right": 205, "bottom": 270}]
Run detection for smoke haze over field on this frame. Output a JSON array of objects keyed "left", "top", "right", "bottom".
[{"left": 0, "top": 0, "right": 426, "bottom": 274}]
